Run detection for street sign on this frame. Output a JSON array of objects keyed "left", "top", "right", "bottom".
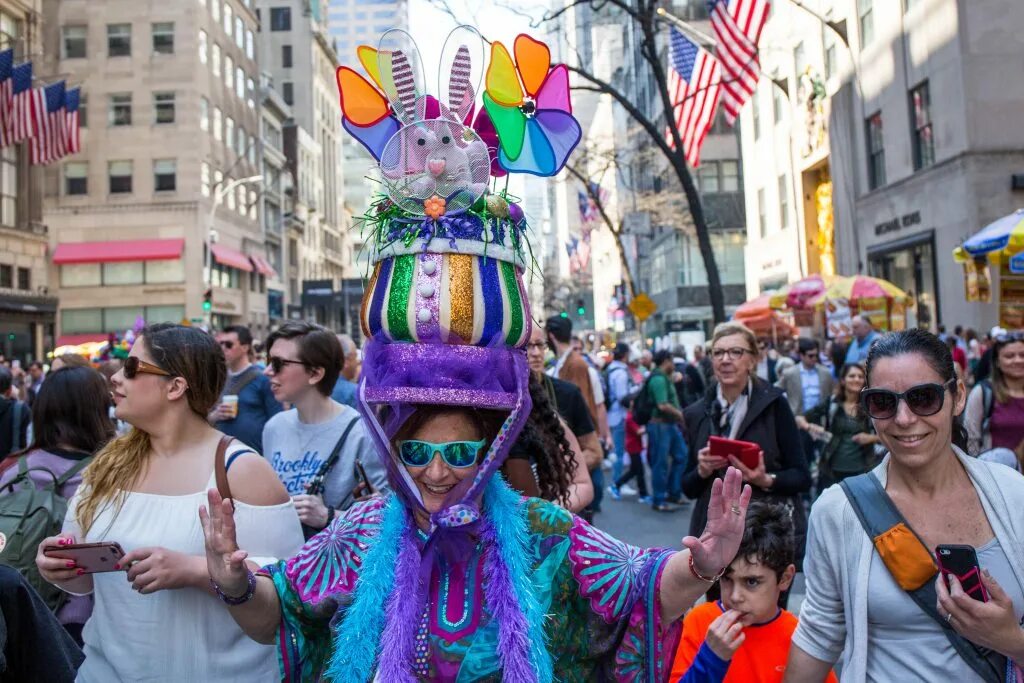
[{"left": 628, "top": 293, "right": 657, "bottom": 321}]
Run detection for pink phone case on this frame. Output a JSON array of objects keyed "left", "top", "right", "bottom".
[
  {"left": 44, "top": 542, "right": 126, "bottom": 574},
  {"left": 937, "top": 554, "right": 989, "bottom": 602}
]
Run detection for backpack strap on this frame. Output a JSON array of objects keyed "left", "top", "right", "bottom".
[
  {"left": 9, "top": 401, "right": 21, "bottom": 452},
  {"left": 840, "top": 473, "right": 1006, "bottom": 683},
  {"left": 981, "top": 380, "right": 994, "bottom": 436},
  {"left": 214, "top": 435, "right": 235, "bottom": 504},
  {"left": 54, "top": 456, "right": 92, "bottom": 488}
]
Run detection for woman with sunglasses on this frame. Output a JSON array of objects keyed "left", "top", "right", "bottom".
[
  {"left": 964, "top": 331, "right": 1024, "bottom": 456},
  {"left": 786, "top": 329, "right": 1024, "bottom": 682},
  {"left": 34, "top": 323, "right": 303, "bottom": 682},
  {"left": 681, "top": 321, "right": 810, "bottom": 601}
]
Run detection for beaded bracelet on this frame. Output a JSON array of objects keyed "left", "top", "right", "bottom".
[
  {"left": 211, "top": 569, "right": 256, "bottom": 606},
  {"left": 688, "top": 554, "right": 726, "bottom": 583}
]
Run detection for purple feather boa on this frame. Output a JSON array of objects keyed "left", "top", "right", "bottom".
[
  {"left": 481, "top": 517, "right": 536, "bottom": 683},
  {"left": 375, "top": 524, "right": 423, "bottom": 681}
]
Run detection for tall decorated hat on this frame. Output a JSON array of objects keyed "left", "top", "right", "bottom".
[
  {"left": 327, "top": 26, "right": 581, "bottom": 681},
  {"left": 339, "top": 26, "right": 581, "bottom": 527}
]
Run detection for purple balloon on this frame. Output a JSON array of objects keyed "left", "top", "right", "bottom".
[{"left": 508, "top": 203, "right": 524, "bottom": 224}]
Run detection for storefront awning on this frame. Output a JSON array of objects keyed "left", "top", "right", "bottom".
[
  {"left": 56, "top": 333, "right": 110, "bottom": 347},
  {"left": 52, "top": 238, "right": 185, "bottom": 265},
  {"left": 211, "top": 244, "right": 254, "bottom": 272},
  {"left": 249, "top": 255, "right": 277, "bottom": 278}
]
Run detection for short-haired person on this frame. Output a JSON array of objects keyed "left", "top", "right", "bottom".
[
  {"left": 648, "top": 349, "right": 689, "bottom": 512},
  {"left": 210, "top": 325, "right": 282, "bottom": 451},
  {"left": 844, "top": 316, "right": 879, "bottom": 364},
  {"left": 964, "top": 331, "right": 1024, "bottom": 456},
  {"left": 785, "top": 329, "right": 1024, "bottom": 682},
  {"left": 261, "top": 322, "right": 387, "bottom": 536},
  {"left": 0, "top": 366, "right": 29, "bottom": 458},
  {"left": 34, "top": 323, "right": 303, "bottom": 681},
  {"left": 777, "top": 338, "right": 834, "bottom": 469},
  {"left": 670, "top": 502, "right": 838, "bottom": 683},
  {"left": 25, "top": 360, "right": 44, "bottom": 406},
  {"left": 605, "top": 342, "right": 632, "bottom": 483},
  {"left": 329, "top": 333, "right": 359, "bottom": 408}
]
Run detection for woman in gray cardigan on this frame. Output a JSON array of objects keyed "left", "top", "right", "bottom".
[{"left": 786, "top": 330, "right": 1024, "bottom": 682}]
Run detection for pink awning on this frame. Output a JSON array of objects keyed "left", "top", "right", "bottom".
[
  {"left": 249, "top": 255, "right": 277, "bottom": 278},
  {"left": 53, "top": 238, "right": 185, "bottom": 265},
  {"left": 211, "top": 244, "right": 254, "bottom": 272},
  {"left": 56, "top": 333, "right": 110, "bottom": 346}
]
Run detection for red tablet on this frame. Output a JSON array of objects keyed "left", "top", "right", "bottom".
[{"left": 708, "top": 436, "right": 761, "bottom": 470}]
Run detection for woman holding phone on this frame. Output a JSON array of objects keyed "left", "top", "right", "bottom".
[
  {"left": 786, "top": 329, "right": 1024, "bottom": 682},
  {"left": 34, "top": 323, "right": 303, "bottom": 682}
]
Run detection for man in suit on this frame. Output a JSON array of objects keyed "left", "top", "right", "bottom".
[{"left": 777, "top": 338, "right": 834, "bottom": 464}]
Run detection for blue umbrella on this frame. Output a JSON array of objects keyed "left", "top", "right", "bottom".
[{"left": 961, "top": 208, "right": 1024, "bottom": 257}]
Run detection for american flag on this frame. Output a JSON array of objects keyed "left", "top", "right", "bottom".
[
  {"left": 29, "top": 81, "right": 67, "bottom": 165},
  {"left": 664, "top": 28, "right": 721, "bottom": 167},
  {"left": 708, "top": 0, "right": 770, "bottom": 125},
  {"left": 0, "top": 50, "right": 13, "bottom": 148},
  {"left": 8, "top": 62, "right": 33, "bottom": 144},
  {"left": 64, "top": 87, "right": 81, "bottom": 154}
]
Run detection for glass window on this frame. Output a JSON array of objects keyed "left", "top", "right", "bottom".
[
  {"left": 64, "top": 161, "right": 87, "bottom": 195},
  {"left": 858, "top": 0, "right": 874, "bottom": 45},
  {"left": 270, "top": 7, "right": 291, "bottom": 31},
  {"left": 778, "top": 174, "right": 789, "bottom": 230},
  {"left": 866, "top": 111, "right": 885, "bottom": 189},
  {"left": 60, "top": 264, "right": 101, "bottom": 288},
  {"left": 211, "top": 0, "right": 220, "bottom": 23},
  {"left": 0, "top": 147, "right": 13, "bottom": 227},
  {"left": 282, "top": 44, "right": 292, "bottom": 68},
  {"left": 225, "top": 55, "right": 233, "bottom": 89},
  {"left": 109, "top": 93, "right": 131, "bottom": 126},
  {"left": 752, "top": 91, "right": 761, "bottom": 140},
  {"left": 102, "top": 262, "right": 144, "bottom": 285},
  {"left": 910, "top": 81, "right": 934, "bottom": 171},
  {"left": 225, "top": 116, "right": 234, "bottom": 151},
  {"left": 152, "top": 22, "right": 174, "bottom": 54},
  {"left": 62, "top": 25, "right": 86, "bottom": 59},
  {"left": 214, "top": 170, "right": 223, "bottom": 196},
  {"left": 235, "top": 17, "right": 244, "bottom": 49},
  {"left": 212, "top": 43, "right": 221, "bottom": 76},
  {"left": 772, "top": 88, "right": 784, "bottom": 124},
  {"left": 105, "top": 307, "right": 145, "bottom": 332},
  {"left": 237, "top": 184, "right": 245, "bottom": 214},
  {"left": 824, "top": 29, "right": 837, "bottom": 80},
  {"left": 236, "top": 126, "right": 246, "bottom": 157},
  {"left": 145, "top": 260, "right": 185, "bottom": 283},
  {"left": 757, "top": 188, "right": 767, "bottom": 238},
  {"left": 107, "top": 24, "right": 131, "bottom": 57},
  {"left": 245, "top": 30, "right": 254, "bottom": 60},
  {"left": 17, "top": 266, "right": 31, "bottom": 290},
  {"left": 198, "top": 29, "right": 207, "bottom": 63},
  {"left": 248, "top": 134, "right": 257, "bottom": 164},
  {"left": 235, "top": 67, "right": 244, "bottom": 98},
  {"left": 282, "top": 81, "right": 293, "bottom": 105},
  {"left": 0, "top": 264, "right": 9, "bottom": 288},
  {"left": 223, "top": 4, "right": 232, "bottom": 36},
  {"left": 109, "top": 160, "right": 132, "bottom": 194},
  {"left": 226, "top": 179, "right": 236, "bottom": 210},
  {"left": 154, "top": 159, "right": 176, "bottom": 192},
  {"left": 248, "top": 189, "right": 257, "bottom": 220},
  {"left": 200, "top": 96, "right": 209, "bottom": 131},
  {"left": 62, "top": 308, "right": 103, "bottom": 334},
  {"left": 721, "top": 161, "right": 739, "bottom": 192},
  {"left": 201, "top": 161, "right": 211, "bottom": 196},
  {"left": 145, "top": 305, "right": 185, "bottom": 323},
  {"left": 213, "top": 106, "right": 222, "bottom": 140},
  {"left": 793, "top": 41, "right": 807, "bottom": 78},
  {"left": 697, "top": 162, "right": 720, "bottom": 193},
  {"left": 154, "top": 91, "right": 175, "bottom": 124},
  {"left": 246, "top": 77, "right": 255, "bottom": 109},
  {"left": 79, "top": 94, "right": 87, "bottom": 127}
]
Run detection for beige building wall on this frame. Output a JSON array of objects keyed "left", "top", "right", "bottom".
[{"left": 41, "top": 0, "right": 268, "bottom": 339}]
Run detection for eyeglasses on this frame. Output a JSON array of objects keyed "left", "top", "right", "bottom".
[
  {"left": 525, "top": 342, "right": 546, "bottom": 351},
  {"left": 396, "top": 439, "right": 486, "bottom": 469},
  {"left": 268, "top": 356, "right": 307, "bottom": 374},
  {"left": 860, "top": 380, "right": 956, "bottom": 420},
  {"left": 219, "top": 341, "right": 235, "bottom": 350},
  {"left": 711, "top": 347, "right": 754, "bottom": 361},
  {"left": 123, "top": 356, "right": 171, "bottom": 379}
]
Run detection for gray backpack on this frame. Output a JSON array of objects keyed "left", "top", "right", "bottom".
[{"left": 0, "top": 456, "right": 91, "bottom": 611}]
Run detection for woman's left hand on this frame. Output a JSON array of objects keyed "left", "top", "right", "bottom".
[
  {"left": 292, "top": 493, "right": 330, "bottom": 529},
  {"left": 936, "top": 569, "right": 1024, "bottom": 659},
  {"left": 850, "top": 432, "right": 874, "bottom": 446},
  {"left": 683, "top": 467, "right": 752, "bottom": 579},
  {"left": 122, "top": 547, "right": 203, "bottom": 594},
  {"left": 727, "top": 452, "right": 773, "bottom": 489}
]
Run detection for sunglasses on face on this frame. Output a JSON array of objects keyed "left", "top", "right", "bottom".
[
  {"left": 996, "top": 332, "right": 1024, "bottom": 345},
  {"left": 268, "top": 356, "right": 306, "bottom": 374},
  {"left": 712, "top": 347, "right": 754, "bottom": 361},
  {"left": 860, "top": 380, "right": 956, "bottom": 420},
  {"left": 397, "top": 439, "right": 486, "bottom": 469},
  {"left": 123, "top": 356, "right": 171, "bottom": 379}
]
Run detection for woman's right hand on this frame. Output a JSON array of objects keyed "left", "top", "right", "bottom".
[
  {"left": 36, "top": 534, "right": 82, "bottom": 583},
  {"left": 198, "top": 488, "right": 250, "bottom": 597},
  {"left": 697, "top": 446, "right": 728, "bottom": 478}
]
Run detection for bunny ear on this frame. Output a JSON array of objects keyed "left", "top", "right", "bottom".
[
  {"left": 377, "top": 29, "right": 425, "bottom": 124},
  {"left": 439, "top": 26, "right": 485, "bottom": 124}
]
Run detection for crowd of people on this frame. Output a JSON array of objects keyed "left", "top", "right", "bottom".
[{"left": 0, "top": 313, "right": 1020, "bottom": 681}]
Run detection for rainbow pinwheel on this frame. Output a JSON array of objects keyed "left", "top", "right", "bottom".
[
  {"left": 336, "top": 46, "right": 401, "bottom": 161},
  {"left": 481, "top": 35, "right": 581, "bottom": 177}
]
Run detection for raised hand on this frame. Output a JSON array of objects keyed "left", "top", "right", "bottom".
[
  {"left": 682, "top": 467, "right": 752, "bottom": 579},
  {"left": 198, "top": 488, "right": 250, "bottom": 597}
]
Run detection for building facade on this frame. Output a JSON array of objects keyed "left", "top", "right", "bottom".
[
  {"left": 260, "top": 76, "right": 292, "bottom": 328},
  {"left": 0, "top": 0, "right": 56, "bottom": 362},
  {"left": 41, "top": 0, "right": 269, "bottom": 343}
]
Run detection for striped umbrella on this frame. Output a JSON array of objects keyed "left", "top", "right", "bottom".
[
  {"left": 958, "top": 209, "right": 1024, "bottom": 258},
  {"left": 807, "top": 275, "right": 911, "bottom": 308}
]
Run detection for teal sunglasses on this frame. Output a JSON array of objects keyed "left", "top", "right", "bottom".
[{"left": 396, "top": 439, "right": 487, "bottom": 469}]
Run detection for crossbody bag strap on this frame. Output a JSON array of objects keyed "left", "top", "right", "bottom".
[
  {"left": 214, "top": 435, "right": 235, "bottom": 504},
  {"left": 840, "top": 473, "right": 1006, "bottom": 683},
  {"left": 306, "top": 418, "right": 358, "bottom": 502},
  {"left": 230, "top": 366, "right": 262, "bottom": 395}
]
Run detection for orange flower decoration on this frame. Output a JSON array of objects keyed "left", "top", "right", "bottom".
[{"left": 424, "top": 195, "right": 446, "bottom": 219}]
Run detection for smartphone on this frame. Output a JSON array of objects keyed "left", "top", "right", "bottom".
[
  {"left": 936, "top": 544, "right": 988, "bottom": 602},
  {"left": 709, "top": 436, "right": 761, "bottom": 470},
  {"left": 354, "top": 459, "right": 376, "bottom": 496},
  {"left": 43, "top": 542, "right": 126, "bottom": 574}
]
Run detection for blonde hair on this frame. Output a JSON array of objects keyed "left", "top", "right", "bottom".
[
  {"left": 710, "top": 321, "right": 758, "bottom": 354},
  {"left": 76, "top": 324, "right": 226, "bottom": 533}
]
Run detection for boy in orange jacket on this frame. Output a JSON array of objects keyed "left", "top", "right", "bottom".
[{"left": 670, "top": 502, "right": 837, "bottom": 683}]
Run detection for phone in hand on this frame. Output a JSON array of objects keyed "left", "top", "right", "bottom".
[
  {"left": 354, "top": 459, "right": 376, "bottom": 497},
  {"left": 44, "top": 542, "right": 126, "bottom": 574},
  {"left": 708, "top": 436, "right": 761, "bottom": 470},
  {"left": 936, "top": 544, "right": 988, "bottom": 602}
]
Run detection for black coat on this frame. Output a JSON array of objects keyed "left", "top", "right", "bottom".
[{"left": 681, "top": 378, "right": 811, "bottom": 564}]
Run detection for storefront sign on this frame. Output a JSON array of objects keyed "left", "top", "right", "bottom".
[{"left": 873, "top": 211, "right": 921, "bottom": 236}]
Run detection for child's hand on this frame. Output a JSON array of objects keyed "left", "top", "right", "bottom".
[{"left": 705, "top": 609, "right": 746, "bottom": 661}]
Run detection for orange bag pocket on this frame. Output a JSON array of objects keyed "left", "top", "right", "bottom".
[{"left": 873, "top": 523, "right": 937, "bottom": 591}]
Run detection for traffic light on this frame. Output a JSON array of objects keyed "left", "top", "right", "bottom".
[
  {"left": 559, "top": 311, "right": 569, "bottom": 318},
  {"left": 6, "top": 333, "right": 13, "bottom": 341},
  {"left": 202, "top": 288, "right": 212, "bottom": 312},
  {"left": 576, "top": 298, "right": 586, "bottom": 316}
]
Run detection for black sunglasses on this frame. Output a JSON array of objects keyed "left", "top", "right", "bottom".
[
  {"left": 996, "top": 332, "right": 1024, "bottom": 345},
  {"left": 861, "top": 380, "right": 956, "bottom": 420},
  {"left": 268, "top": 356, "right": 307, "bottom": 374}
]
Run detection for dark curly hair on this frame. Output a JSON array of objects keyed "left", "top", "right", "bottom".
[
  {"left": 732, "top": 501, "right": 796, "bottom": 579},
  {"left": 512, "top": 374, "right": 580, "bottom": 506}
]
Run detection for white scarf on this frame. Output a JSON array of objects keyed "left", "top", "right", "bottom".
[{"left": 716, "top": 378, "right": 753, "bottom": 439}]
